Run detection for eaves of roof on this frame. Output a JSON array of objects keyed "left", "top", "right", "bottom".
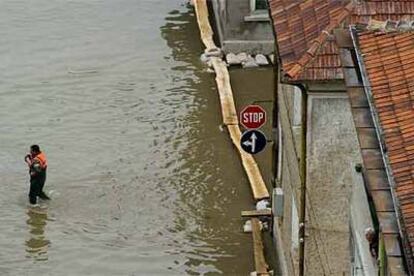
[
  {"left": 336, "top": 23, "right": 414, "bottom": 273},
  {"left": 269, "top": 0, "right": 414, "bottom": 83},
  {"left": 353, "top": 28, "right": 414, "bottom": 272}
]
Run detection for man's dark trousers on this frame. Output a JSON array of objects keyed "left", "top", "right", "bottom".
[{"left": 29, "top": 171, "right": 49, "bottom": 204}]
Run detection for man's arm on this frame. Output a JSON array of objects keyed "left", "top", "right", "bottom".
[
  {"left": 30, "top": 162, "right": 42, "bottom": 176},
  {"left": 24, "top": 154, "right": 32, "bottom": 167}
]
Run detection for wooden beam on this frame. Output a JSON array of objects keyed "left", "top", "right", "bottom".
[
  {"left": 228, "top": 125, "right": 270, "bottom": 200},
  {"left": 193, "top": 1, "right": 271, "bottom": 274},
  {"left": 241, "top": 209, "right": 272, "bottom": 218},
  {"left": 193, "top": 0, "right": 269, "bottom": 200},
  {"left": 193, "top": 0, "right": 216, "bottom": 50},
  {"left": 251, "top": 218, "right": 270, "bottom": 275},
  {"left": 211, "top": 59, "right": 238, "bottom": 125}
]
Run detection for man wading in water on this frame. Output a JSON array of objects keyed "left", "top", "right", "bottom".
[{"left": 25, "top": 145, "right": 50, "bottom": 206}]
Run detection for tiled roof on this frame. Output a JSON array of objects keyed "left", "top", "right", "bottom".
[
  {"left": 352, "top": 1, "right": 414, "bottom": 24},
  {"left": 269, "top": 0, "right": 352, "bottom": 80},
  {"left": 294, "top": 39, "right": 343, "bottom": 80},
  {"left": 357, "top": 29, "right": 414, "bottom": 265},
  {"left": 336, "top": 26, "right": 412, "bottom": 273},
  {"left": 269, "top": 0, "right": 414, "bottom": 81}
]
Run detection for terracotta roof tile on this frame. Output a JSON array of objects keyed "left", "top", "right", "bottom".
[
  {"left": 269, "top": 0, "right": 414, "bottom": 81},
  {"left": 269, "top": 0, "right": 350, "bottom": 80},
  {"left": 358, "top": 30, "right": 414, "bottom": 258}
]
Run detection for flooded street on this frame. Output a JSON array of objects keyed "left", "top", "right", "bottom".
[{"left": 0, "top": 1, "right": 273, "bottom": 275}]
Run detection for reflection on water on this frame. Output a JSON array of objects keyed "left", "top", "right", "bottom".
[
  {"left": 25, "top": 209, "right": 50, "bottom": 261},
  {"left": 0, "top": 0, "right": 274, "bottom": 275},
  {"left": 159, "top": 6, "right": 256, "bottom": 275}
]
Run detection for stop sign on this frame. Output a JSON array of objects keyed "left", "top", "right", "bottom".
[{"left": 240, "top": 105, "right": 267, "bottom": 129}]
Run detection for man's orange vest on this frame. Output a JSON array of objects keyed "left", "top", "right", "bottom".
[{"left": 33, "top": 152, "right": 47, "bottom": 170}]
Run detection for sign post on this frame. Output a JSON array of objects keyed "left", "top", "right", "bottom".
[
  {"left": 240, "top": 105, "right": 267, "bottom": 129},
  {"left": 240, "top": 105, "right": 267, "bottom": 154},
  {"left": 240, "top": 130, "right": 267, "bottom": 154}
]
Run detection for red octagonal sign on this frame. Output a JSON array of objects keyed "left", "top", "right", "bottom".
[{"left": 240, "top": 105, "right": 267, "bottom": 129}]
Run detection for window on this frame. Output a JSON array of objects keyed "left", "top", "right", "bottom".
[
  {"left": 255, "top": 0, "right": 268, "bottom": 10},
  {"left": 250, "top": 0, "right": 268, "bottom": 12},
  {"left": 245, "top": 0, "right": 270, "bottom": 22},
  {"left": 277, "top": 116, "right": 283, "bottom": 181},
  {"left": 292, "top": 86, "right": 302, "bottom": 157},
  {"left": 291, "top": 195, "right": 299, "bottom": 250},
  {"left": 292, "top": 86, "right": 302, "bottom": 126}
]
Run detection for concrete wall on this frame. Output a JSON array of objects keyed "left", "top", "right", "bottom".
[
  {"left": 349, "top": 167, "right": 377, "bottom": 275},
  {"left": 210, "top": 0, "right": 274, "bottom": 54},
  {"left": 275, "top": 83, "right": 373, "bottom": 275},
  {"left": 305, "top": 94, "right": 362, "bottom": 275},
  {"left": 275, "top": 83, "right": 302, "bottom": 276}
]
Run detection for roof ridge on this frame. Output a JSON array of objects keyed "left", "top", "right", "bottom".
[{"left": 285, "top": 1, "right": 354, "bottom": 80}]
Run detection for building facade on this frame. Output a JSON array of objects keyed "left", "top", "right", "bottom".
[
  {"left": 210, "top": 0, "right": 274, "bottom": 54},
  {"left": 273, "top": 80, "right": 376, "bottom": 275},
  {"left": 266, "top": 0, "right": 414, "bottom": 274},
  {"left": 204, "top": 0, "right": 414, "bottom": 274}
]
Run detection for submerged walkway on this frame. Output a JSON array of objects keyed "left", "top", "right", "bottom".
[
  {"left": 193, "top": 1, "right": 271, "bottom": 275},
  {"left": 193, "top": 0, "right": 269, "bottom": 201}
]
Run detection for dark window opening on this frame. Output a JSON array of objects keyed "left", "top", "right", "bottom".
[{"left": 256, "top": 0, "right": 268, "bottom": 10}]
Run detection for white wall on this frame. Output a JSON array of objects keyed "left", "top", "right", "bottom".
[
  {"left": 350, "top": 166, "right": 377, "bottom": 275},
  {"left": 305, "top": 94, "right": 364, "bottom": 275}
]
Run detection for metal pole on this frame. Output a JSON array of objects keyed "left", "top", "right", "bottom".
[
  {"left": 298, "top": 87, "right": 308, "bottom": 276},
  {"left": 266, "top": 2, "right": 282, "bottom": 189},
  {"left": 271, "top": 60, "right": 279, "bottom": 188}
]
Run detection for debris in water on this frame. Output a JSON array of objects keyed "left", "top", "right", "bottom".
[
  {"left": 226, "top": 53, "right": 241, "bottom": 65},
  {"left": 256, "top": 199, "right": 270, "bottom": 211},
  {"left": 67, "top": 68, "right": 99, "bottom": 74},
  {"left": 243, "top": 220, "right": 252, "bottom": 233},
  {"left": 255, "top": 54, "right": 269, "bottom": 66},
  {"left": 204, "top": 47, "right": 222, "bottom": 58},
  {"left": 242, "top": 55, "right": 259, "bottom": 68}
]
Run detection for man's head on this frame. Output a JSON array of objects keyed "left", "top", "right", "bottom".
[
  {"left": 30, "top": 145, "right": 41, "bottom": 156},
  {"left": 365, "top": 227, "right": 376, "bottom": 242}
]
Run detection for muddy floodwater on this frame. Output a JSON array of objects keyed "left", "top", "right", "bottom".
[{"left": 0, "top": 1, "right": 274, "bottom": 275}]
